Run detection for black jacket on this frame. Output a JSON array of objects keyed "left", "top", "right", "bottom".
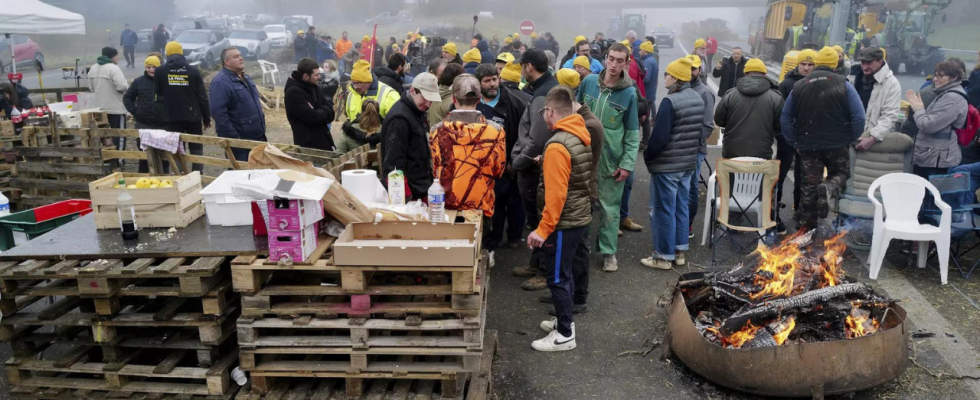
[
  {"left": 124, "top": 73, "right": 168, "bottom": 126},
  {"left": 789, "top": 67, "right": 854, "bottom": 151},
  {"left": 342, "top": 121, "right": 382, "bottom": 147},
  {"left": 487, "top": 87, "right": 531, "bottom": 163},
  {"left": 373, "top": 66, "right": 405, "bottom": 92},
  {"left": 778, "top": 67, "right": 805, "bottom": 100},
  {"left": 294, "top": 35, "right": 309, "bottom": 58},
  {"left": 381, "top": 95, "right": 432, "bottom": 200},
  {"left": 153, "top": 29, "right": 169, "bottom": 49},
  {"left": 712, "top": 56, "right": 747, "bottom": 97},
  {"left": 284, "top": 71, "right": 335, "bottom": 151},
  {"left": 14, "top": 83, "right": 32, "bottom": 109},
  {"left": 154, "top": 54, "right": 210, "bottom": 123},
  {"left": 306, "top": 34, "right": 318, "bottom": 59},
  {"left": 715, "top": 75, "right": 784, "bottom": 159}
]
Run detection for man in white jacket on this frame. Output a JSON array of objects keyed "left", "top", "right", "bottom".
[
  {"left": 89, "top": 47, "right": 130, "bottom": 153},
  {"left": 853, "top": 46, "right": 901, "bottom": 151}
]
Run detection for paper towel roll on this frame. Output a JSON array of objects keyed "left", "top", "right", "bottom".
[{"left": 342, "top": 169, "right": 381, "bottom": 204}]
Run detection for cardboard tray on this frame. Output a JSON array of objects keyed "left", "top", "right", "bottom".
[{"left": 333, "top": 221, "right": 478, "bottom": 267}]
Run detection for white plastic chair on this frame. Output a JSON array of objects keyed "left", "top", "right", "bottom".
[
  {"left": 701, "top": 157, "right": 766, "bottom": 247},
  {"left": 867, "top": 173, "right": 951, "bottom": 284},
  {"left": 258, "top": 60, "right": 281, "bottom": 86}
]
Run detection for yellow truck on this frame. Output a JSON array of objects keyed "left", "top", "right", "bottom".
[{"left": 754, "top": 0, "right": 853, "bottom": 62}]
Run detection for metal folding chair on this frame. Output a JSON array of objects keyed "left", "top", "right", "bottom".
[{"left": 924, "top": 173, "right": 980, "bottom": 279}]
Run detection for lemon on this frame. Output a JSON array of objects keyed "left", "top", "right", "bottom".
[
  {"left": 136, "top": 178, "right": 151, "bottom": 189},
  {"left": 126, "top": 184, "right": 137, "bottom": 189},
  {"left": 149, "top": 178, "right": 161, "bottom": 186},
  {"left": 149, "top": 184, "right": 159, "bottom": 188}
]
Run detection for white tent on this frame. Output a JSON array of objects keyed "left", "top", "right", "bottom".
[{"left": 0, "top": 0, "right": 86, "bottom": 35}]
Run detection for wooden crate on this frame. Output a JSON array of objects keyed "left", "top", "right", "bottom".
[
  {"left": 89, "top": 171, "right": 205, "bottom": 229},
  {"left": 235, "top": 330, "right": 498, "bottom": 399},
  {"left": 79, "top": 110, "right": 110, "bottom": 128},
  {"left": 5, "top": 343, "right": 239, "bottom": 398}
]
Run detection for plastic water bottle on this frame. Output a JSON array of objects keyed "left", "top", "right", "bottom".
[
  {"left": 0, "top": 191, "right": 9, "bottom": 217},
  {"left": 427, "top": 180, "right": 445, "bottom": 223},
  {"left": 117, "top": 180, "right": 139, "bottom": 241}
]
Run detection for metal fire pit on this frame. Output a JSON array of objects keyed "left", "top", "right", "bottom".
[{"left": 665, "top": 278, "right": 910, "bottom": 398}]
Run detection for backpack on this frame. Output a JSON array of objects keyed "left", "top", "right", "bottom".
[{"left": 943, "top": 91, "right": 980, "bottom": 146}]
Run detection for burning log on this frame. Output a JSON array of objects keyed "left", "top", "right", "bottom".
[{"left": 721, "top": 283, "right": 875, "bottom": 333}]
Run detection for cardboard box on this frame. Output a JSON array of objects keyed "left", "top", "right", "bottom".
[
  {"left": 268, "top": 222, "right": 320, "bottom": 262},
  {"left": 89, "top": 172, "right": 205, "bottom": 229},
  {"left": 334, "top": 221, "right": 479, "bottom": 267},
  {"left": 0, "top": 120, "right": 13, "bottom": 136},
  {"left": 267, "top": 198, "right": 324, "bottom": 231}
]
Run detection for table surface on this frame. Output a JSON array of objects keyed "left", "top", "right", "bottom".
[{"left": 0, "top": 214, "right": 268, "bottom": 260}]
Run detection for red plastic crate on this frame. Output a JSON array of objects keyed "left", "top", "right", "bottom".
[{"left": 33, "top": 199, "right": 92, "bottom": 223}]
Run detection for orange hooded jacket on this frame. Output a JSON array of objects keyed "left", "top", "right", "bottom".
[
  {"left": 429, "top": 110, "right": 506, "bottom": 217},
  {"left": 535, "top": 113, "right": 592, "bottom": 239}
]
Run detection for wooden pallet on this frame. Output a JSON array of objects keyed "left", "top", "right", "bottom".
[
  {"left": 230, "top": 253, "right": 486, "bottom": 319},
  {"left": 235, "top": 330, "right": 498, "bottom": 399},
  {"left": 0, "top": 256, "right": 228, "bottom": 301},
  {"left": 0, "top": 294, "right": 238, "bottom": 345},
  {"left": 5, "top": 343, "right": 239, "bottom": 399}
]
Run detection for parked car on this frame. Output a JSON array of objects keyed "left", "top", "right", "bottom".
[
  {"left": 263, "top": 24, "right": 290, "bottom": 47},
  {"left": 366, "top": 12, "right": 398, "bottom": 26},
  {"left": 281, "top": 16, "right": 308, "bottom": 35},
  {"left": 256, "top": 14, "right": 276, "bottom": 24},
  {"left": 207, "top": 18, "right": 231, "bottom": 36},
  {"left": 172, "top": 17, "right": 209, "bottom": 37},
  {"left": 0, "top": 35, "right": 43, "bottom": 73},
  {"left": 228, "top": 29, "right": 272, "bottom": 60},
  {"left": 134, "top": 29, "right": 153, "bottom": 52},
  {"left": 175, "top": 29, "right": 229, "bottom": 69},
  {"left": 652, "top": 26, "right": 675, "bottom": 49}
]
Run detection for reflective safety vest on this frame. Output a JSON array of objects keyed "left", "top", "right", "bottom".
[
  {"left": 849, "top": 31, "right": 864, "bottom": 59},
  {"left": 790, "top": 26, "right": 805, "bottom": 50},
  {"left": 345, "top": 80, "right": 400, "bottom": 121}
]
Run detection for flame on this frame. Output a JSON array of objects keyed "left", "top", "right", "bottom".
[
  {"left": 706, "top": 321, "right": 764, "bottom": 349},
  {"left": 845, "top": 304, "right": 880, "bottom": 339},
  {"left": 748, "top": 231, "right": 848, "bottom": 301},
  {"left": 772, "top": 316, "right": 797, "bottom": 345},
  {"left": 818, "top": 232, "right": 848, "bottom": 288}
]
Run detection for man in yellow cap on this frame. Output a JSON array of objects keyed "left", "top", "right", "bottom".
[
  {"left": 556, "top": 68, "right": 581, "bottom": 89},
  {"left": 693, "top": 38, "right": 707, "bottom": 62},
  {"left": 501, "top": 37, "right": 514, "bottom": 54},
  {"left": 640, "top": 56, "right": 705, "bottom": 270},
  {"left": 780, "top": 46, "right": 866, "bottom": 230},
  {"left": 462, "top": 48, "right": 481, "bottom": 73},
  {"left": 714, "top": 58, "right": 784, "bottom": 161},
  {"left": 125, "top": 55, "right": 168, "bottom": 172},
  {"left": 683, "top": 54, "right": 715, "bottom": 239},
  {"left": 560, "top": 39, "right": 603, "bottom": 74},
  {"left": 499, "top": 61, "right": 522, "bottom": 90},
  {"left": 294, "top": 30, "right": 308, "bottom": 63},
  {"left": 576, "top": 42, "right": 640, "bottom": 272},
  {"left": 772, "top": 48, "right": 817, "bottom": 233},
  {"left": 495, "top": 52, "right": 515, "bottom": 75},
  {"left": 572, "top": 56, "right": 592, "bottom": 80},
  {"left": 442, "top": 42, "right": 461, "bottom": 64},
  {"left": 638, "top": 41, "right": 659, "bottom": 104},
  {"left": 346, "top": 59, "right": 400, "bottom": 122},
  {"left": 154, "top": 41, "right": 210, "bottom": 171},
  {"left": 831, "top": 44, "right": 847, "bottom": 75}
]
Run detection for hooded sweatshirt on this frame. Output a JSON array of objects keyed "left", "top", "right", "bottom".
[
  {"left": 535, "top": 113, "right": 593, "bottom": 239},
  {"left": 477, "top": 40, "right": 494, "bottom": 65},
  {"left": 715, "top": 75, "right": 785, "bottom": 159},
  {"left": 576, "top": 70, "right": 640, "bottom": 175},
  {"left": 88, "top": 57, "right": 129, "bottom": 115}
]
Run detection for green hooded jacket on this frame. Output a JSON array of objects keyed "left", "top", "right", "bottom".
[{"left": 576, "top": 70, "right": 640, "bottom": 174}]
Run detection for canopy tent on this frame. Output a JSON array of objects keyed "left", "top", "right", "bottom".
[
  {"left": 0, "top": 0, "right": 85, "bottom": 72},
  {"left": 0, "top": 0, "right": 86, "bottom": 35}
]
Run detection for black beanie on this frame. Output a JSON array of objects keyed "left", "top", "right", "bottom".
[{"left": 102, "top": 46, "right": 118, "bottom": 58}]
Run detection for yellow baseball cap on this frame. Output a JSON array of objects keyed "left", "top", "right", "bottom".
[
  {"left": 574, "top": 35, "right": 587, "bottom": 44},
  {"left": 685, "top": 54, "right": 702, "bottom": 69},
  {"left": 694, "top": 38, "right": 706, "bottom": 48},
  {"left": 496, "top": 52, "right": 515, "bottom": 64}
]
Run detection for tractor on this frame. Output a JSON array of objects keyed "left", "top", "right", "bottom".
[{"left": 870, "top": 0, "right": 950, "bottom": 75}]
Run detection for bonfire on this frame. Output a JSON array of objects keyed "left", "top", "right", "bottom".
[{"left": 681, "top": 231, "right": 895, "bottom": 349}]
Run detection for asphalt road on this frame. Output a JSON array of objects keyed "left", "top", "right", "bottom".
[{"left": 485, "top": 41, "right": 980, "bottom": 400}]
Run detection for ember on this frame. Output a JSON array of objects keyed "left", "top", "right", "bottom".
[{"left": 682, "top": 231, "right": 895, "bottom": 349}]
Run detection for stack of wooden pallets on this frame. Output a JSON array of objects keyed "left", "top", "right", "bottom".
[
  {"left": 230, "top": 233, "right": 495, "bottom": 400},
  {"left": 0, "top": 256, "right": 240, "bottom": 400}
]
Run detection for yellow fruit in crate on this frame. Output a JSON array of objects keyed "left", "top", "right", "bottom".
[
  {"left": 135, "top": 178, "right": 151, "bottom": 188},
  {"left": 160, "top": 182, "right": 173, "bottom": 188},
  {"left": 126, "top": 184, "right": 137, "bottom": 189},
  {"left": 149, "top": 184, "right": 159, "bottom": 188},
  {"left": 149, "top": 178, "right": 161, "bottom": 186}
]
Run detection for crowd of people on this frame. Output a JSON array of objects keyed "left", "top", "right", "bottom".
[{"left": 22, "top": 20, "right": 980, "bottom": 353}]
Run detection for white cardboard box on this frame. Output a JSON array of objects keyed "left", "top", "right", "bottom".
[
  {"left": 200, "top": 170, "right": 258, "bottom": 226},
  {"left": 334, "top": 221, "right": 478, "bottom": 267}
]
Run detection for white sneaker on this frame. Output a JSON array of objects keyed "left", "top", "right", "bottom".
[
  {"left": 602, "top": 255, "right": 618, "bottom": 272},
  {"left": 531, "top": 329, "right": 577, "bottom": 352},
  {"left": 539, "top": 317, "right": 576, "bottom": 334},
  {"left": 641, "top": 257, "right": 673, "bottom": 270},
  {"left": 488, "top": 251, "right": 496, "bottom": 268}
]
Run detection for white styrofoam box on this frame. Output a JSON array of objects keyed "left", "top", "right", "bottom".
[
  {"left": 48, "top": 101, "right": 74, "bottom": 114},
  {"left": 58, "top": 112, "right": 80, "bottom": 128},
  {"left": 200, "top": 170, "right": 259, "bottom": 226}
]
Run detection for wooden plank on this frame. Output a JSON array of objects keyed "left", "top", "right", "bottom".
[
  {"left": 52, "top": 345, "right": 92, "bottom": 368},
  {"left": 153, "top": 297, "right": 189, "bottom": 321},
  {"left": 12, "top": 260, "right": 53, "bottom": 275},
  {"left": 15, "top": 161, "right": 108, "bottom": 175},
  {"left": 15, "top": 146, "right": 102, "bottom": 158},
  {"left": 79, "top": 259, "right": 123, "bottom": 274},
  {"left": 151, "top": 349, "right": 187, "bottom": 374},
  {"left": 186, "top": 256, "right": 224, "bottom": 272},
  {"left": 38, "top": 297, "right": 84, "bottom": 321},
  {"left": 120, "top": 258, "right": 155, "bottom": 274},
  {"left": 103, "top": 348, "right": 144, "bottom": 372},
  {"left": 101, "top": 149, "right": 147, "bottom": 160},
  {"left": 41, "top": 260, "right": 80, "bottom": 275},
  {"left": 152, "top": 257, "right": 186, "bottom": 274},
  {"left": 465, "top": 330, "right": 497, "bottom": 400}
]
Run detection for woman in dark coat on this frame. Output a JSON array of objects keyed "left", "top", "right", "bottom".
[{"left": 124, "top": 55, "right": 169, "bottom": 172}]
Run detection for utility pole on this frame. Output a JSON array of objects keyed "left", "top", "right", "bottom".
[{"left": 827, "top": 0, "right": 852, "bottom": 47}]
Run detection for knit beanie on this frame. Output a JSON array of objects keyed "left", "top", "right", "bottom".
[
  {"left": 144, "top": 55, "right": 161, "bottom": 68},
  {"left": 442, "top": 42, "right": 458, "bottom": 57},
  {"left": 362, "top": 35, "right": 370, "bottom": 42},
  {"left": 815, "top": 46, "right": 839, "bottom": 68},
  {"left": 694, "top": 38, "right": 706, "bottom": 49},
  {"left": 619, "top": 39, "right": 631, "bottom": 54},
  {"left": 666, "top": 57, "right": 693, "bottom": 82},
  {"left": 504, "top": 37, "right": 513, "bottom": 44},
  {"left": 501, "top": 62, "right": 522, "bottom": 83},
  {"left": 832, "top": 45, "right": 844, "bottom": 55},
  {"left": 573, "top": 56, "right": 590, "bottom": 71},
  {"left": 102, "top": 47, "right": 119, "bottom": 58},
  {"left": 531, "top": 32, "right": 538, "bottom": 39},
  {"left": 640, "top": 41, "right": 654, "bottom": 54},
  {"left": 574, "top": 35, "right": 587, "bottom": 44},
  {"left": 165, "top": 41, "right": 183, "bottom": 56},
  {"left": 351, "top": 60, "right": 373, "bottom": 83},
  {"left": 744, "top": 58, "right": 767, "bottom": 74},
  {"left": 556, "top": 68, "right": 581, "bottom": 89},
  {"left": 462, "top": 48, "right": 481, "bottom": 64},
  {"left": 796, "top": 49, "right": 818, "bottom": 64}
]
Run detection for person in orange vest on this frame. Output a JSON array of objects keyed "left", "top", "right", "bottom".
[{"left": 335, "top": 31, "right": 353, "bottom": 58}]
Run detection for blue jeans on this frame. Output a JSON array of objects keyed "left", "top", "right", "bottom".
[
  {"left": 689, "top": 153, "right": 706, "bottom": 226},
  {"left": 649, "top": 170, "right": 694, "bottom": 261},
  {"left": 620, "top": 172, "right": 635, "bottom": 219}
]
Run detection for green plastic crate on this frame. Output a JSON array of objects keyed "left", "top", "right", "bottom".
[{"left": 0, "top": 200, "right": 92, "bottom": 251}]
